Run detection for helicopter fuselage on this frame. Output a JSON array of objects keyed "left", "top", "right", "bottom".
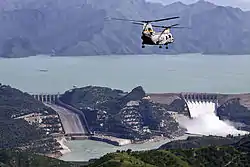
[
  {"left": 141, "top": 23, "right": 174, "bottom": 47},
  {"left": 141, "top": 32, "right": 174, "bottom": 45}
]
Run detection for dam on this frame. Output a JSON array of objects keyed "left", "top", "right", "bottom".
[
  {"left": 179, "top": 93, "right": 247, "bottom": 136},
  {"left": 181, "top": 93, "right": 218, "bottom": 118}
]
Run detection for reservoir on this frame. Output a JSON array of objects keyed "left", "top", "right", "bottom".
[{"left": 0, "top": 54, "right": 250, "bottom": 94}]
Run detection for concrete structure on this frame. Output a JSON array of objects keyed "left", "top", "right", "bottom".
[
  {"left": 44, "top": 103, "right": 88, "bottom": 135},
  {"left": 181, "top": 93, "right": 218, "bottom": 103},
  {"left": 30, "top": 92, "right": 91, "bottom": 136},
  {"left": 180, "top": 93, "right": 219, "bottom": 118},
  {"left": 31, "top": 93, "right": 61, "bottom": 103}
]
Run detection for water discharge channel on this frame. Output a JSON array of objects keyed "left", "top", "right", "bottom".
[{"left": 178, "top": 100, "right": 248, "bottom": 137}]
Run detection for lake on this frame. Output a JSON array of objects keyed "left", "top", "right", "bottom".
[{"left": 0, "top": 54, "right": 250, "bottom": 94}]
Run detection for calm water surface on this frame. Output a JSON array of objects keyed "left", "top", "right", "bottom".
[
  {"left": 60, "top": 135, "right": 188, "bottom": 162},
  {"left": 0, "top": 54, "right": 249, "bottom": 94},
  {"left": 1, "top": 54, "right": 250, "bottom": 161}
]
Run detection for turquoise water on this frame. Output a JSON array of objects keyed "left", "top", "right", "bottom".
[
  {"left": 0, "top": 54, "right": 250, "bottom": 94},
  {"left": 59, "top": 135, "right": 188, "bottom": 162}
]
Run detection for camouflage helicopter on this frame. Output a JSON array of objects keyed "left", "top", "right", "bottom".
[{"left": 107, "top": 16, "right": 186, "bottom": 49}]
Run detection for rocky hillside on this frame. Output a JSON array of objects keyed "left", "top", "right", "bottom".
[
  {"left": 0, "top": 83, "right": 62, "bottom": 155},
  {"left": 59, "top": 86, "right": 186, "bottom": 141},
  {"left": 0, "top": 0, "right": 250, "bottom": 57}
]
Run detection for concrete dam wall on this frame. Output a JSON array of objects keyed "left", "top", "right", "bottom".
[{"left": 181, "top": 93, "right": 218, "bottom": 118}]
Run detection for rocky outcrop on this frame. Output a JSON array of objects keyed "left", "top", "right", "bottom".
[{"left": 60, "top": 86, "right": 186, "bottom": 140}]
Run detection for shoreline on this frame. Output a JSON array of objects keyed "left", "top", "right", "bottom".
[
  {"left": 52, "top": 134, "right": 190, "bottom": 159},
  {"left": 2, "top": 53, "right": 250, "bottom": 60},
  {"left": 57, "top": 137, "right": 71, "bottom": 155},
  {"left": 47, "top": 137, "right": 71, "bottom": 159},
  {"left": 89, "top": 133, "right": 132, "bottom": 146}
]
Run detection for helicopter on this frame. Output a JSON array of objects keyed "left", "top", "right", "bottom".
[{"left": 107, "top": 16, "right": 187, "bottom": 49}]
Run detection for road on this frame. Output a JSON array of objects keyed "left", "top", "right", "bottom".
[{"left": 45, "top": 103, "right": 87, "bottom": 135}]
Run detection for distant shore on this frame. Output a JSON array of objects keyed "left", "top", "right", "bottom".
[{"left": 1, "top": 53, "right": 250, "bottom": 59}]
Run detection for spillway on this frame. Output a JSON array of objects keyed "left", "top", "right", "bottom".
[
  {"left": 186, "top": 101, "right": 216, "bottom": 118},
  {"left": 178, "top": 93, "right": 248, "bottom": 137}
]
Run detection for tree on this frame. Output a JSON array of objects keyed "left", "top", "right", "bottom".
[{"left": 126, "top": 149, "right": 132, "bottom": 155}]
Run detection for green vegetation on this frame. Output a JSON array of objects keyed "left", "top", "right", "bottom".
[
  {"left": 87, "top": 152, "right": 154, "bottom": 167},
  {"left": 0, "top": 84, "right": 60, "bottom": 153},
  {"left": 87, "top": 146, "right": 250, "bottom": 167},
  {"left": 0, "top": 149, "right": 77, "bottom": 167},
  {"left": 86, "top": 135, "right": 250, "bottom": 167},
  {"left": 159, "top": 135, "right": 243, "bottom": 150}
]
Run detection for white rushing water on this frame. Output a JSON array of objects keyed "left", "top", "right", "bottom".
[
  {"left": 187, "top": 101, "right": 216, "bottom": 118},
  {"left": 177, "top": 101, "right": 249, "bottom": 137}
]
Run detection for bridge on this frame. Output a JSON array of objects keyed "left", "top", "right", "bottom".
[
  {"left": 180, "top": 93, "right": 219, "bottom": 118},
  {"left": 30, "top": 93, "right": 91, "bottom": 137}
]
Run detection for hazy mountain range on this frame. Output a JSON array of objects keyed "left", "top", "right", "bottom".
[{"left": 0, "top": 0, "right": 250, "bottom": 57}]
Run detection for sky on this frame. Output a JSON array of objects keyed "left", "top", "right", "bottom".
[{"left": 147, "top": 0, "right": 250, "bottom": 11}]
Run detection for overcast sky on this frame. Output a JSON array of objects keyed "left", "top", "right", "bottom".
[{"left": 147, "top": 0, "right": 250, "bottom": 11}]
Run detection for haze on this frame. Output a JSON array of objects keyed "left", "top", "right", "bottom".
[{"left": 148, "top": 0, "right": 250, "bottom": 11}]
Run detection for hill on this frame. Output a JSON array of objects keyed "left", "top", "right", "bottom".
[
  {"left": 159, "top": 135, "right": 244, "bottom": 150},
  {"left": 0, "top": 0, "right": 250, "bottom": 57},
  {"left": 0, "top": 149, "right": 78, "bottom": 167},
  {"left": 0, "top": 83, "right": 63, "bottom": 155},
  {"left": 59, "top": 86, "right": 186, "bottom": 141},
  {"left": 86, "top": 135, "right": 250, "bottom": 167},
  {"left": 1, "top": 135, "right": 250, "bottom": 167}
]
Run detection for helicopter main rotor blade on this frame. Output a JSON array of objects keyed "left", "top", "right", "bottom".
[
  {"left": 132, "top": 22, "right": 190, "bottom": 30},
  {"left": 106, "top": 17, "right": 144, "bottom": 22},
  {"left": 170, "top": 27, "right": 191, "bottom": 29},
  {"left": 106, "top": 16, "right": 180, "bottom": 23},
  {"left": 151, "top": 23, "right": 179, "bottom": 29},
  {"left": 132, "top": 22, "right": 144, "bottom": 26},
  {"left": 152, "top": 24, "right": 190, "bottom": 29},
  {"left": 148, "top": 16, "right": 180, "bottom": 23}
]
